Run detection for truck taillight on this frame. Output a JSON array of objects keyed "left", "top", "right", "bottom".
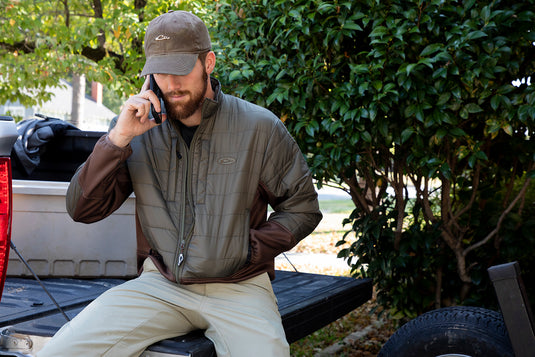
[{"left": 0, "top": 157, "right": 12, "bottom": 301}]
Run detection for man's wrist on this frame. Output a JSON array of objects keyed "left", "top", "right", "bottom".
[{"left": 108, "top": 129, "right": 133, "bottom": 148}]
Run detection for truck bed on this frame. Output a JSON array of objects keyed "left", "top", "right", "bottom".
[
  {"left": 5, "top": 127, "right": 373, "bottom": 355},
  {"left": 1, "top": 271, "right": 372, "bottom": 356}
]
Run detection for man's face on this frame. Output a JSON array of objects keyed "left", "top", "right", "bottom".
[{"left": 154, "top": 60, "right": 208, "bottom": 123}]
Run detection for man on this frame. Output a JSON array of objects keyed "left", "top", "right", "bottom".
[{"left": 38, "top": 10, "right": 321, "bottom": 357}]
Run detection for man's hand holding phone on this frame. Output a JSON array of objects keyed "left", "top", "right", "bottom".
[
  {"left": 147, "top": 75, "right": 167, "bottom": 124},
  {"left": 108, "top": 76, "right": 167, "bottom": 148}
]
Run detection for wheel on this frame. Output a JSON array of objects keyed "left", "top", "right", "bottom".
[{"left": 378, "top": 306, "right": 513, "bottom": 357}]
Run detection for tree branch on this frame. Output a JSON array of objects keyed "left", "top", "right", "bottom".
[
  {"left": 392, "top": 159, "right": 406, "bottom": 250},
  {"left": 453, "top": 163, "right": 480, "bottom": 220},
  {"left": 91, "top": 0, "right": 106, "bottom": 48},
  {"left": 1, "top": 40, "right": 125, "bottom": 73},
  {"left": 0, "top": 41, "right": 35, "bottom": 54},
  {"left": 343, "top": 173, "right": 371, "bottom": 215},
  {"left": 61, "top": 0, "right": 70, "bottom": 27},
  {"left": 463, "top": 172, "right": 533, "bottom": 257}
]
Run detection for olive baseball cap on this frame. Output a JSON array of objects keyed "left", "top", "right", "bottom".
[{"left": 141, "top": 10, "right": 211, "bottom": 77}]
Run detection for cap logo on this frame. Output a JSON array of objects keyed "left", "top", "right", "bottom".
[{"left": 155, "top": 34, "right": 171, "bottom": 41}]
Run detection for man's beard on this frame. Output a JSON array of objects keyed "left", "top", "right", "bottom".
[{"left": 163, "top": 70, "right": 208, "bottom": 123}]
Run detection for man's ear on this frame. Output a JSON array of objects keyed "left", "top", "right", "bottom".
[{"left": 205, "top": 51, "right": 216, "bottom": 75}]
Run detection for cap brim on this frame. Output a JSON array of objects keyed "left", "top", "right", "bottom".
[{"left": 141, "top": 53, "right": 199, "bottom": 77}]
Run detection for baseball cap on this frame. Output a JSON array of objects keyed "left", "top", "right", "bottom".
[{"left": 141, "top": 10, "right": 211, "bottom": 77}]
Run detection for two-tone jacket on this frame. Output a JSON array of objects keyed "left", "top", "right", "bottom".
[{"left": 66, "top": 79, "right": 322, "bottom": 284}]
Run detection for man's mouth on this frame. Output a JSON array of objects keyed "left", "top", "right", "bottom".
[{"left": 166, "top": 91, "right": 189, "bottom": 102}]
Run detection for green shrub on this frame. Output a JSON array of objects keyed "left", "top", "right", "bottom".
[{"left": 209, "top": 0, "right": 535, "bottom": 319}]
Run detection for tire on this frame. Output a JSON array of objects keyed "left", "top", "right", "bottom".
[{"left": 378, "top": 306, "right": 514, "bottom": 357}]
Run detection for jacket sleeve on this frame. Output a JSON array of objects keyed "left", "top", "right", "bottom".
[
  {"left": 249, "top": 120, "right": 322, "bottom": 264},
  {"left": 66, "top": 134, "right": 134, "bottom": 223}
]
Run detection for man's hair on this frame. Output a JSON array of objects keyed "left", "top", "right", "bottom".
[{"left": 198, "top": 51, "right": 209, "bottom": 67}]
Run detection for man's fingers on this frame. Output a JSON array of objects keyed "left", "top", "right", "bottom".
[
  {"left": 124, "top": 96, "right": 147, "bottom": 117},
  {"left": 141, "top": 90, "right": 163, "bottom": 113},
  {"left": 123, "top": 91, "right": 164, "bottom": 127},
  {"left": 140, "top": 76, "right": 150, "bottom": 93}
]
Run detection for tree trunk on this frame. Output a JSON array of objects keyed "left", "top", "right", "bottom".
[{"left": 71, "top": 73, "right": 85, "bottom": 128}]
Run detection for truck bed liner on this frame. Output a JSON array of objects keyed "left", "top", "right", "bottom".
[
  {"left": 1, "top": 271, "right": 372, "bottom": 356},
  {"left": 0, "top": 277, "right": 124, "bottom": 326}
]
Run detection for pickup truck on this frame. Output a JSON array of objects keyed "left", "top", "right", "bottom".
[{"left": 0, "top": 116, "right": 373, "bottom": 356}]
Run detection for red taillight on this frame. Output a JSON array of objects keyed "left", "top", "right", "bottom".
[{"left": 0, "top": 157, "right": 12, "bottom": 301}]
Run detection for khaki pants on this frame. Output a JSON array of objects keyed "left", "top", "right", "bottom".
[{"left": 37, "top": 259, "right": 289, "bottom": 357}]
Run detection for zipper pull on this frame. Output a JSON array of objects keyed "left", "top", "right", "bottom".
[{"left": 177, "top": 242, "right": 185, "bottom": 267}]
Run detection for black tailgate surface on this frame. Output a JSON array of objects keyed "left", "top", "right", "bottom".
[{"left": 2, "top": 271, "right": 372, "bottom": 356}]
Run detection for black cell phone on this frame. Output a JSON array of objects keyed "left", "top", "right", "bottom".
[{"left": 148, "top": 75, "right": 166, "bottom": 124}]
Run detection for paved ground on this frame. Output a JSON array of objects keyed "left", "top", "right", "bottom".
[
  {"left": 275, "top": 251, "right": 350, "bottom": 274},
  {"left": 275, "top": 188, "right": 354, "bottom": 276}
]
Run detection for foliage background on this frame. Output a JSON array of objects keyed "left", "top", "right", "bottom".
[
  {"left": 207, "top": 0, "right": 535, "bottom": 319},
  {"left": 1, "top": 0, "right": 182, "bottom": 108},
  {"left": 2, "top": 0, "right": 535, "bottom": 320}
]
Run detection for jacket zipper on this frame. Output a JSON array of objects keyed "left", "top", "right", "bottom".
[
  {"left": 177, "top": 139, "right": 188, "bottom": 270},
  {"left": 176, "top": 130, "right": 200, "bottom": 279}
]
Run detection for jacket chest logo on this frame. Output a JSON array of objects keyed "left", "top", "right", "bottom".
[{"left": 218, "top": 157, "right": 236, "bottom": 165}]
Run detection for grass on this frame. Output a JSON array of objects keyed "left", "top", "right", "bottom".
[
  {"left": 275, "top": 200, "right": 396, "bottom": 356},
  {"left": 319, "top": 199, "right": 355, "bottom": 214},
  {"left": 289, "top": 300, "right": 395, "bottom": 357}
]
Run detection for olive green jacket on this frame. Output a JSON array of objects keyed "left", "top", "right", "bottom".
[{"left": 67, "top": 80, "right": 322, "bottom": 284}]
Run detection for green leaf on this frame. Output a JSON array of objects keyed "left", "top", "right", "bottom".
[
  {"left": 465, "top": 103, "right": 483, "bottom": 113},
  {"left": 436, "top": 128, "right": 447, "bottom": 139},
  {"left": 361, "top": 131, "right": 372, "bottom": 143},
  {"left": 467, "top": 30, "right": 487, "bottom": 40},
  {"left": 518, "top": 105, "right": 532, "bottom": 122},
  {"left": 490, "top": 95, "right": 501, "bottom": 110},
  {"left": 275, "top": 69, "right": 287, "bottom": 81},
  {"left": 460, "top": 106, "right": 469, "bottom": 119},
  {"left": 229, "top": 70, "right": 242, "bottom": 81},
  {"left": 401, "top": 128, "right": 414, "bottom": 143},
  {"left": 475, "top": 150, "right": 488, "bottom": 161},
  {"left": 420, "top": 43, "right": 442, "bottom": 57},
  {"left": 372, "top": 81, "right": 383, "bottom": 91},
  {"left": 449, "top": 127, "right": 467, "bottom": 137},
  {"left": 342, "top": 21, "right": 363, "bottom": 31},
  {"left": 415, "top": 105, "right": 425, "bottom": 122},
  {"left": 417, "top": 58, "right": 434, "bottom": 69},
  {"left": 436, "top": 93, "right": 451, "bottom": 106},
  {"left": 305, "top": 120, "right": 320, "bottom": 136},
  {"left": 432, "top": 67, "right": 447, "bottom": 79},
  {"left": 406, "top": 63, "right": 418, "bottom": 75},
  {"left": 370, "top": 26, "right": 388, "bottom": 37}
]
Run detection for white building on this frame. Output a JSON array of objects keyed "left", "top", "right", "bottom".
[{"left": 0, "top": 80, "right": 116, "bottom": 131}]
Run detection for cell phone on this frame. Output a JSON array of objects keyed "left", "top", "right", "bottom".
[{"left": 148, "top": 74, "right": 166, "bottom": 124}]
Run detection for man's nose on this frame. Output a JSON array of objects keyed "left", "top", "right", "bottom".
[{"left": 165, "top": 75, "right": 183, "bottom": 91}]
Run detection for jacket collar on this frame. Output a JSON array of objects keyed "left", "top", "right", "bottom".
[
  {"left": 201, "top": 77, "right": 221, "bottom": 120},
  {"left": 165, "top": 77, "right": 221, "bottom": 137}
]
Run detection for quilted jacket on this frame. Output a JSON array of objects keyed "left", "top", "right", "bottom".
[{"left": 66, "top": 79, "right": 322, "bottom": 284}]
